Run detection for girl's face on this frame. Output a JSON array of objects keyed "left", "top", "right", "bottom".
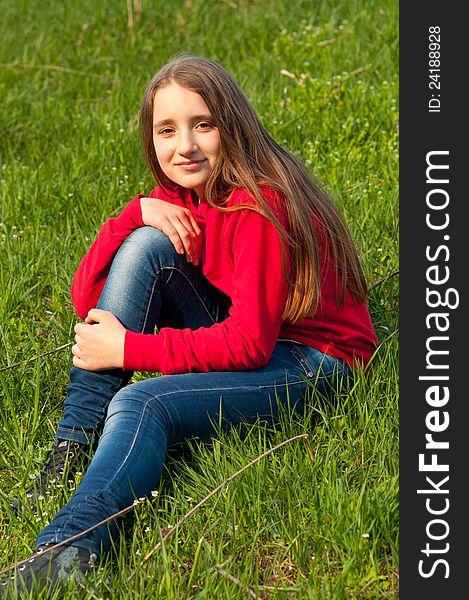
[{"left": 152, "top": 83, "right": 221, "bottom": 198}]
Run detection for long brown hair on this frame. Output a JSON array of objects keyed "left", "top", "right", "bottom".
[{"left": 140, "top": 53, "right": 368, "bottom": 323}]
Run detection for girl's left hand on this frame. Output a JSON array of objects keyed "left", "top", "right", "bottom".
[{"left": 72, "top": 309, "right": 126, "bottom": 371}]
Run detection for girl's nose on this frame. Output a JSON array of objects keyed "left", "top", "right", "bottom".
[{"left": 177, "top": 130, "right": 198, "bottom": 155}]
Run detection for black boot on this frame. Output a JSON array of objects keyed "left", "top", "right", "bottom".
[
  {"left": 12, "top": 439, "right": 90, "bottom": 511},
  {"left": 0, "top": 544, "right": 97, "bottom": 597}
]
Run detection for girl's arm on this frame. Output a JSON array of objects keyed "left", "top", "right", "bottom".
[{"left": 123, "top": 208, "right": 289, "bottom": 374}]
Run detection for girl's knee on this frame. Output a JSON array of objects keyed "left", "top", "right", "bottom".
[
  {"left": 119, "top": 226, "right": 177, "bottom": 267},
  {"left": 106, "top": 385, "right": 143, "bottom": 417},
  {"left": 106, "top": 381, "right": 167, "bottom": 423},
  {"left": 102, "top": 385, "right": 147, "bottom": 437}
]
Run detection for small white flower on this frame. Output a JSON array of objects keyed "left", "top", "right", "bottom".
[
  {"left": 361, "top": 533, "right": 370, "bottom": 538},
  {"left": 151, "top": 490, "right": 158, "bottom": 497}
]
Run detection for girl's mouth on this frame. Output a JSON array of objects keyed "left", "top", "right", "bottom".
[{"left": 175, "top": 159, "right": 206, "bottom": 170}]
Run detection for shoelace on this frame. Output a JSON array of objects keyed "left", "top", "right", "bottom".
[{"left": 40, "top": 441, "right": 81, "bottom": 482}]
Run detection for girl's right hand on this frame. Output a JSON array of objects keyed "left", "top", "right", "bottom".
[{"left": 140, "top": 197, "right": 202, "bottom": 265}]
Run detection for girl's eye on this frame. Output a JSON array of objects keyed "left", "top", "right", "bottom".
[
  {"left": 196, "top": 122, "right": 213, "bottom": 130},
  {"left": 159, "top": 128, "right": 174, "bottom": 135}
]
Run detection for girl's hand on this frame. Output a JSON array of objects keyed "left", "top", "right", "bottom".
[
  {"left": 140, "top": 197, "right": 202, "bottom": 265},
  {"left": 72, "top": 309, "right": 126, "bottom": 371}
]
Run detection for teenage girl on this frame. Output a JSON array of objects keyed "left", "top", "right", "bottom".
[{"left": 2, "top": 54, "right": 377, "bottom": 595}]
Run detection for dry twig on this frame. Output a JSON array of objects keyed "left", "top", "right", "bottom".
[
  {"left": 0, "top": 501, "right": 142, "bottom": 577},
  {"left": 368, "top": 269, "right": 399, "bottom": 293},
  {"left": 0, "top": 342, "right": 73, "bottom": 373},
  {"left": 1, "top": 434, "right": 313, "bottom": 581},
  {"left": 0, "top": 63, "right": 115, "bottom": 83},
  {"left": 127, "top": 433, "right": 313, "bottom": 580},
  {"left": 213, "top": 565, "right": 261, "bottom": 599}
]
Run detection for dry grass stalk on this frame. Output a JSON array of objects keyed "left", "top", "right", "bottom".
[{"left": 127, "top": 0, "right": 143, "bottom": 28}]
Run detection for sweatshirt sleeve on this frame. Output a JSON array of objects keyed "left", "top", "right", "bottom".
[
  {"left": 70, "top": 194, "right": 145, "bottom": 318},
  {"left": 123, "top": 208, "right": 290, "bottom": 374},
  {"left": 71, "top": 186, "right": 190, "bottom": 318}
]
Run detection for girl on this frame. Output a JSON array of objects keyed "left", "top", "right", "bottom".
[{"left": 2, "top": 54, "right": 377, "bottom": 595}]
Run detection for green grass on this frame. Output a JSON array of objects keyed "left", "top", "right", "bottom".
[{"left": 0, "top": 0, "right": 398, "bottom": 597}]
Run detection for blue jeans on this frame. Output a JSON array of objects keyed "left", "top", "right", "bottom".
[{"left": 37, "top": 227, "right": 352, "bottom": 556}]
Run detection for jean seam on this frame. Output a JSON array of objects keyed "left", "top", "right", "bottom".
[
  {"left": 141, "top": 274, "right": 160, "bottom": 332},
  {"left": 99, "top": 396, "right": 162, "bottom": 495},
  {"left": 132, "top": 378, "right": 307, "bottom": 402}
]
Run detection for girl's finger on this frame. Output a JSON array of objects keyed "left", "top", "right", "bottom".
[
  {"left": 170, "top": 219, "right": 197, "bottom": 262},
  {"left": 187, "top": 213, "right": 202, "bottom": 237},
  {"left": 158, "top": 222, "right": 185, "bottom": 255},
  {"left": 178, "top": 215, "right": 201, "bottom": 264}
]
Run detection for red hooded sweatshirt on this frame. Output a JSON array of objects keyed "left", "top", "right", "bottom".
[{"left": 71, "top": 185, "right": 378, "bottom": 374}]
